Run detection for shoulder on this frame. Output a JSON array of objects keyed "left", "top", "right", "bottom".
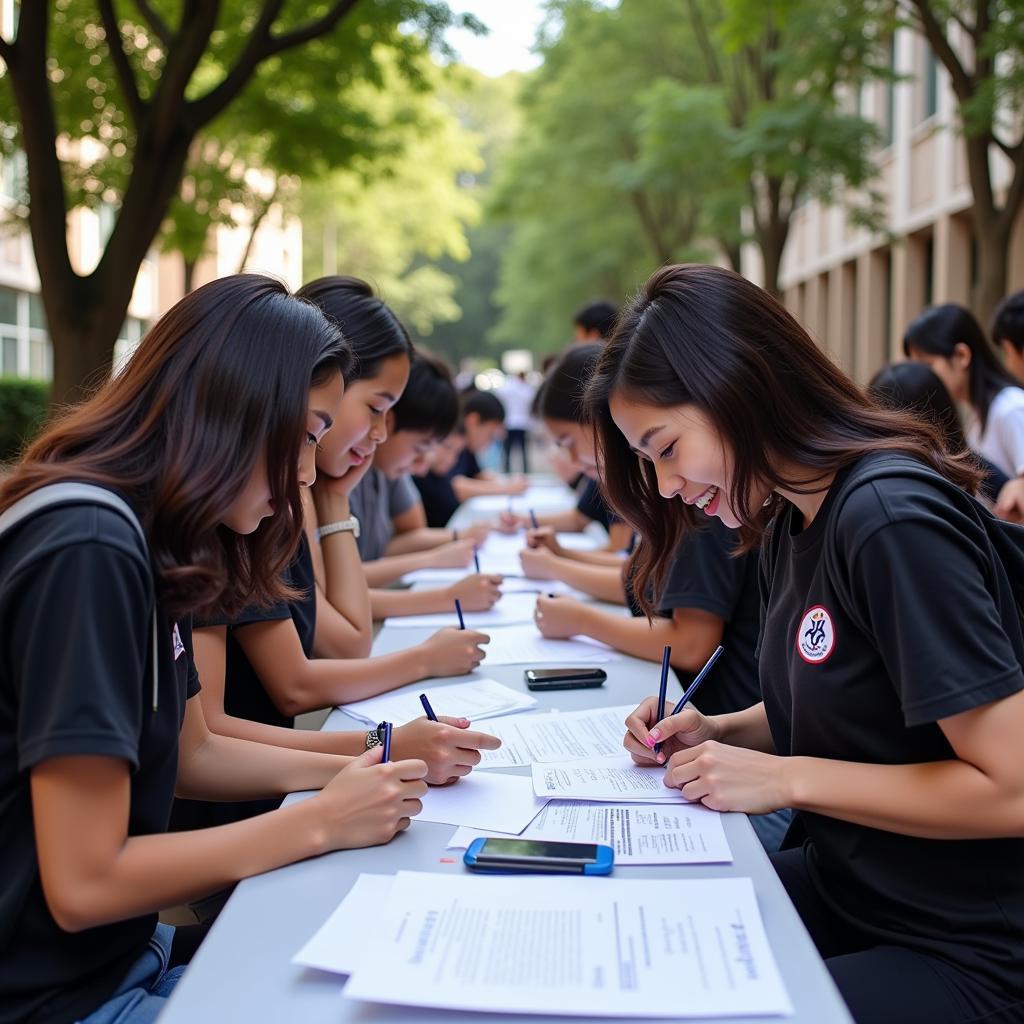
[{"left": 991, "top": 386, "right": 1024, "bottom": 416}]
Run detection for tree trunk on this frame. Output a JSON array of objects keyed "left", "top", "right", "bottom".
[
  {"left": 969, "top": 216, "right": 1010, "bottom": 327},
  {"left": 182, "top": 256, "right": 197, "bottom": 294},
  {"left": 758, "top": 220, "right": 787, "bottom": 298},
  {"left": 49, "top": 299, "right": 125, "bottom": 408}
]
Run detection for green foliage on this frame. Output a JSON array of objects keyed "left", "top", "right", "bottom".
[{"left": 0, "top": 377, "right": 49, "bottom": 463}]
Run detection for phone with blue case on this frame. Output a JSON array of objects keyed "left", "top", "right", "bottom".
[{"left": 464, "top": 837, "right": 614, "bottom": 875}]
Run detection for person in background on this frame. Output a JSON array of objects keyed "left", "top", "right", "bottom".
[
  {"left": 990, "top": 290, "right": 1024, "bottom": 520},
  {"left": 573, "top": 299, "right": 618, "bottom": 343},
  {"left": 498, "top": 371, "right": 536, "bottom": 474},
  {"left": 904, "top": 303, "right": 1024, "bottom": 522}
]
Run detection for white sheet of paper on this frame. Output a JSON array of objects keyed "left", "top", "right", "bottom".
[
  {"left": 476, "top": 704, "right": 636, "bottom": 768},
  {"left": 337, "top": 678, "right": 536, "bottom": 727},
  {"left": 482, "top": 626, "right": 621, "bottom": 665},
  {"left": 416, "top": 770, "right": 548, "bottom": 832},
  {"left": 291, "top": 874, "right": 393, "bottom": 975},
  {"left": 447, "top": 798, "right": 732, "bottom": 865},
  {"left": 533, "top": 753, "right": 686, "bottom": 802},
  {"left": 342, "top": 871, "right": 792, "bottom": 1018},
  {"left": 471, "top": 486, "right": 575, "bottom": 512},
  {"left": 382, "top": 591, "right": 539, "bottom": 630}
]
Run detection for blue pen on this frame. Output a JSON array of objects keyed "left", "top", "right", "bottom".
[
  {"left": 473, "top": 546, "right": 481, "bottom": 574},
  {"left": 381, "top": 721, "right": 393, "bottom": 762},
  {"left": 455, "top": 598, "right": 466, "bottom": 630},
  {"left": 419, "top": 693, "right": 438, "bottom": 721},
  {"left": 668, "top": 645, "right": 725, "bottom": 718},
  {"left": 529, "top": 508, "right": 539, "bottom": 530},
  {"left": 653, "top": 644, "right": 671, "bottom": 754}
]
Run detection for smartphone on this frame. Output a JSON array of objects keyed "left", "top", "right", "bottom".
[
  {"left": 463, "top": 837, "right": 614, "bottom": 875},
  {"left": 524, "top": 667, "right": 607, "bottom": 691}
]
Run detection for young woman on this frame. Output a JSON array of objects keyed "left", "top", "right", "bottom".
[
  {"left": 592, "top": 265, "right": 1024, "bottom": 1024},
  {"left": 0, "top": 276, "right": 433, "bottom": 1024},
  {"left": 904, "top": 303, "right": 1024, "bottom": 521}
]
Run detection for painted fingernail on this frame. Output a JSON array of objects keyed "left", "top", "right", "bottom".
[
  {"left": 649, "top": 729, "right": 661, "bottom": 742},
  {"left": 643, "top": 735, "right": 656, "bottom": 749},
  {"left": 657, "top": 753, "right": 665, "bottom": 764}
]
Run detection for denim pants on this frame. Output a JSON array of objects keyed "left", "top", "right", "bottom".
[{"left": 77, "top": 924, "right": 184, "bottom": 1024}]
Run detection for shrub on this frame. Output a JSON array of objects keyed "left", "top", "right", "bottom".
[{"left": 0, "top": 377, "right": 49, "bottom": 464}]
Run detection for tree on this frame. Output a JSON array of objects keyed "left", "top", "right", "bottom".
[
  {"left": 488, "top": 0, "right": 730, "bottom": 356},
  {"left": 301, "top": 53, "right": 482, "bottom": 338},
  {"left": 0, "top": 1, "right": 480, "bottom": 403},
  {"left": 894, "top": 0, "right": 1024, "bottom": 319}
]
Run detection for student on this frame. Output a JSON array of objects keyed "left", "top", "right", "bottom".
[
  {"left": 593, "top": 264, "right": 1024, "bottom": 1024},
  {"left": 0, "top": 276, "right": 434, "bottom": 1024},
  {"left": 573, "top": 299, "right": 618, "bottom": 342},
  {"left": 498, "top": 371, "right": 535, "bottom": 473},
  {"left": 904, "top": 302, "right": 1024, "bottom": 521},
  {"left": 411, "top": 431, "right": 467, "bottom": 528},
  {"left": 990, "top": 289, "right": 1024, "bottom": 520},
  {"left": 868, "top": 361, "right": 1008, "bottom": 501},
  {"left": 449, "top": 389, "right": 528, "bottom": 502}
]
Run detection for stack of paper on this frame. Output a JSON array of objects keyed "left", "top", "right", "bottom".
[
  {"left": 416, "top": 771, "right": 548, "bottom": 832},
  {"left": 336, "top": 678, "right": 536, "bottom": 726},
  {"left": 446, "top": 799, "right": 732, "bottom": 864},
  {"left": 482, "top": 626, "right": 621, "bottom": 665},
  {"left": 533, "top": 754, "right": 686, "bottom": 802},
  {"left": 295, "top": 871, "right": 792, "bottom": 1018}
]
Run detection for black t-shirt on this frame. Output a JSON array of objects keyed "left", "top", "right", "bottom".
[
  {"left": 759, "top": 453, "right": 1024, "bottom": 994},
  {"left": 450, "top": 448, "right": 482, "bottom": 480},
  {"left": 657, "top": 519, "right": 761, "bottom": 718},
  {"left": 0, "top": 502, "right": 198, "bottom": 1024},
  {"left": 171, "top": 535, "right": 317, "bottom": 832},
  {"left": 576, "top": 478, "right": 613, "bottom": 531},
  {"left": 412, "top": 471, "right": 460, "bottom": 528}
]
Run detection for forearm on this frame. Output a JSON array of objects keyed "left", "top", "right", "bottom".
[
  {"left": 202, "top": 708, "right": 367, "bottom": 756},
  {"left": 316, "top": 532, "right": 373, "bottom": 655},
  {"left": 176, "top": 730, "right": 348, "bottom": 800},
  {"left": 275, "top": 651, "right": 427, "bottom": 713},
  {"left": 713, "top": 702, "right": 776, "bottom": 753},
  {"left": 452, "top": 475, "right": 516, "bottom": 500},
  {"left": 385, "top": 527, "right": 454, "bottom": 556},
  {"left": 536, "top": 509, "right": 588, "bottom": 532},
  {"left": 62, "top": 797, "right": 329, "bottom": 930},
  {"left": 786, "top": 755, "right": 1024, "bottom": 839},
  {"left": 562, "top": 547, "right": 628, "bottom": 567},
  {"left": 546, "top": 557, "right": 626, "bottom": 604},
  {"left": 371, "top": 586, "right": 451, "bottom": 618},
  {"left": 362, "top": 549, "right": 433, "bottom": 587},
  {"left": 572, "top": 606, "right": 710, "bottom": 670}
]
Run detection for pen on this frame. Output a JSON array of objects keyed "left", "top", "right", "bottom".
[
  {"left": 419, "top": 693, "right": 438, "bottom": 721},
  {"left": 668, "top": 645, "right": 725, "bottom": 718},
  {"left": 455, "top": 598, "right": 466, "bottom": 630},
  {"left": 381, "top": 721, "right": 393, "bottom": 762},
  {"left": 529, "top": 508, "right": 539, "bottom": 530},
  {"left": 473, "top": 545, "right": 481, "bottom": 574},
  {"left": 653, "top": 644, "right": 671, "bottom": 754}
]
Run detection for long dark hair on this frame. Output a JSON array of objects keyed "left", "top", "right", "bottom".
[
  {"left": 868, "top": 361, "right": 969, "bottom": 454},
  {"left": 0, "top": 274, "right": 349, "bottom": 619},
  {"left": 540, "top": 343, "right": 603, "bottom": 423},
  {"left": 586, "top": 264, "right": 980, "bottom": 615},
  {"left": 903, "top": 303, "right": 1017, "bottom": 432},
  {"left": 297, "top": 275, "right": 413, "bottom": 380}
]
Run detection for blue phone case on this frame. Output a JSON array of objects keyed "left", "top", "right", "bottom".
[{"left": 463, "top": 837, "right": 614, "bottom": 875}]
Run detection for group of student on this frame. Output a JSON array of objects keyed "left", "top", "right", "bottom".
[{"left": 1, "top": 266, "right": 1023, "bottom": 1024}]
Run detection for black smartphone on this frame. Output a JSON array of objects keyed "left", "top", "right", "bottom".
[{"left": 524, "top": 667, "right": 607, "bottom": 691}]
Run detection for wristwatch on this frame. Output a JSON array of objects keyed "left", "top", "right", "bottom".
[
  {"left": 318, "top": 516, "right": 360, "bottom": 541},
  {"left": 365, "top": 722, "right": 387, "bottom": 750}
]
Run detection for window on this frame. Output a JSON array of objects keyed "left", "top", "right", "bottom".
[
  {"left": 0, "top": 285, "right": 17, "bottom": 326},
  {"left": 883, "top": 39, "right": 897, "bottom": 147},
  {"left": 922, "top": 45, "right": 939, "bottom": 121},
  {"left": 1, "top": 331, "right": 16, "bottom": 374},
  {"left": 28, "top": 291, "right": 46, "bottom": 330}
]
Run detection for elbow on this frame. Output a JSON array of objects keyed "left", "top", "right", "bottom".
[
  {"left": 45, "top": 884, "right": 106, "bottom": 934},
  {"left": 272, "top": 686, "right": 323, "bottom": 720}
]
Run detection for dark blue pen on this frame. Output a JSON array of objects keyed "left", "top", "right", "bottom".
[
  {"left": 653, "top": 644, "right": 671, "bottom": 754},
  {"left": 381, "top": 721, "right": 393, "bottom": 763},
  {"left": 419, "top": 693, "right": 438, "bottom": 721},
  {"left": 668, "top": 645, "right": 725, "bottom": 717},
  {"left": 529, "top": 508, "right": 539, "bottom": 530},
  {"left": 473, "top": 545, "right": 481, "bottom": 574},
  {"left": 455, "top": 598, "right": 466, "bottom": 630}
]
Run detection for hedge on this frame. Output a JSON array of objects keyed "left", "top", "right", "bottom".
[{"left": 0, "top": 377, "right": 49, "bottom": 464}]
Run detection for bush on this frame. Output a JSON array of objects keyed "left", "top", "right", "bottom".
[{"left": 0, "top": 377, "right": 49, "bottom": 464}]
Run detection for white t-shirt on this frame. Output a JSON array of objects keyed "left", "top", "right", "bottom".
[
  {"left": 965, "top": 385, "right": 1024, "bottom": 477},
  {"left": 498, "top": 377, "right": 536, "bottom": 431}
]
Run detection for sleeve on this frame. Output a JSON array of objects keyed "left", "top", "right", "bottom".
[
  {"left": 179, "top": 617, "right": 202, "bottom": 698},
  {"left": 848, "top": 517, "right": 1024, "bottom": 727},
  {"left": 576, "top": 479, "right": 612, "bottom": 529},
  {"left": 390, "top": 474, "right": 419, "bottom": 517},
  {"left": 657, "top": 523, "right": 742, "bottom": 620},
  {"left": 13, "top": 542, "right": 152, "bottom": 771},
  {"left": 993, "top": 392, "right": 1024, "bottom": 476}
]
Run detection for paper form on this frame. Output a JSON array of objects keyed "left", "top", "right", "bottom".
[
  {"left": 337, "top": 678, "right": 536, "bottom": 727},
  {"left": 476, "top": 704, "right": 636, "bottom": 768},
  {"left": 383, "top": 591, "right": 539, "bottom": 630},
  {"left": 416, "top": 770, "right": 548, "bottom": 832},
  {"left": 533, "top": 754, "right": 687, "bottom": 802},
  {"left": 482, "top": 626, "right": 621, "bottom": 664},
  {"left": 447, "top": 799, "right": 732, "bottom": 865},
  {"left": 341, "top": 871, "right": 792, "bottom": 1017}
]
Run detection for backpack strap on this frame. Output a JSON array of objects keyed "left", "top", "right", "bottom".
[{"left": 0, "top": 482, "right": 160, "bottom": 711}]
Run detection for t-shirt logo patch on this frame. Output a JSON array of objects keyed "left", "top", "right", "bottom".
[
  {"left": 172, "top": 623, "right": 185, "bottom": 661},
  {"left": 796, "top": 605, "right": 835, "bottom": 664}
]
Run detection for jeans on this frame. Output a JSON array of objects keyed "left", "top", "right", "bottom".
[
  {"left": 749, "top": 807, "right": 792, "bottom": 852},
  {"left": 77, "top": 924, "right": 184, "bottom": 1024}
]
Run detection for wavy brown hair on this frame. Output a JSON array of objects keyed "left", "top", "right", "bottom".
[
  {"left": 586, "top": 264, "right": 981, "bottom": 616},
  {"left": 0, "top": 274, "right": 350, "bottom": 619}
]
